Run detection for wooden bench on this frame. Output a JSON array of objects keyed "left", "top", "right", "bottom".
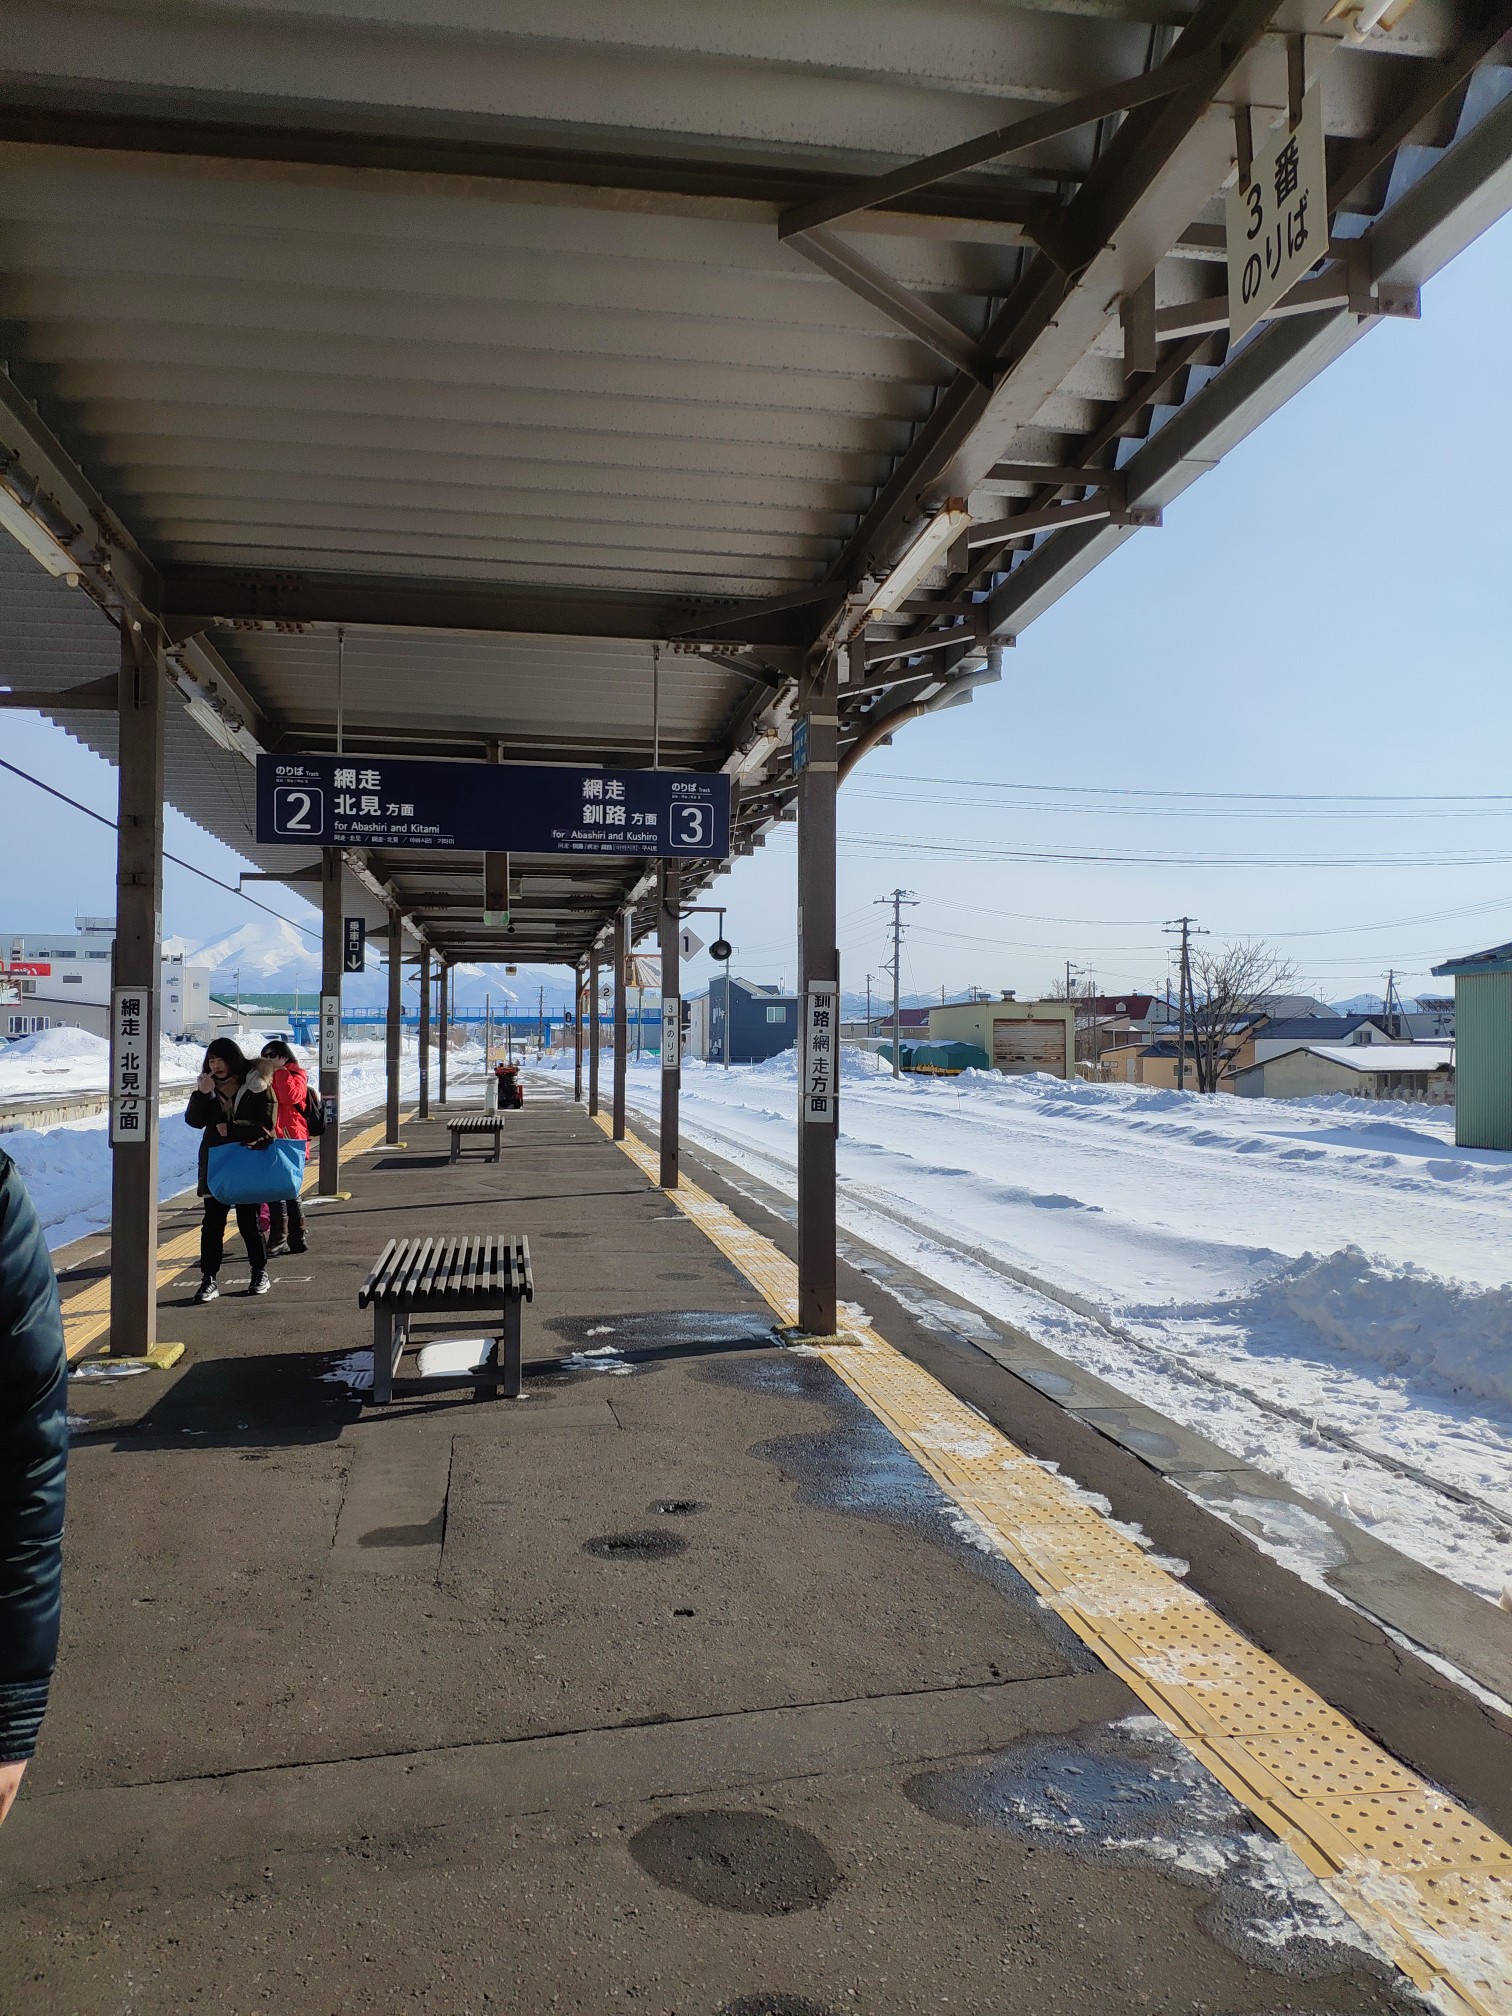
[
  {"left": 448, "top": 1112, "right": 504, "bottom": 1163},
  {"left": 357, "top": 1234, "right": 534, "bottom": 1403}
]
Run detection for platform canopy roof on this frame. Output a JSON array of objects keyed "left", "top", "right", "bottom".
[{"left": 1, "top": 1, "right": 1509, "bottom": 964}]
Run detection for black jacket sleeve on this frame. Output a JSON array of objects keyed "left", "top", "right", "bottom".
[
  {"left": 0, "top": 1150, "right": 68, "bottom": 1763},
  {"left": 184, "top": 1088, "right": 220, "bottom": 1132}
]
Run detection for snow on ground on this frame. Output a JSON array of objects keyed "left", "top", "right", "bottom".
[
  {"left": 539, "top": 1047, "right": 1512, "bottom": 1608},
  {"left": 2, "top": 1035, "right": 488, "bottom": 1253},
  {"left": 0, "top": 1025, "right": 203, "bottom": 1099}
]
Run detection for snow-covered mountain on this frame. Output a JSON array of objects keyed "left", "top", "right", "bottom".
[{"left": 179, "top": 915, "right": 579, "bottom": 1009}]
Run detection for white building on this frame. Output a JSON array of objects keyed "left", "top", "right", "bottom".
[{"left": 2, "top": 917, "right": 216, "bottom": 1041}]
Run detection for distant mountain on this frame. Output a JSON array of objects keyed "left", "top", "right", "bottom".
[
  {"left": 1330, "top": 993, "right": 1426, "bottom": 1016},
  {"left": 183, "top": 915, "right": 578, "bottom": 1011}
]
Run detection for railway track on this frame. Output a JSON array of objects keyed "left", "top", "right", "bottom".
[{"left": 671, "top": 1117, "right": 1512, "bottom": 1547}]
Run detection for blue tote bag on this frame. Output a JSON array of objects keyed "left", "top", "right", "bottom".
[{"left": 206, "top": 1139, "right": 305, "bottom": 1206}]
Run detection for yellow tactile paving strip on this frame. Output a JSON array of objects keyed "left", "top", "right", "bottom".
[
  {"left": 59, "top": 1112, "right": 397, "bottom": 1362},
  {"left": 601, "top": 1113, "right": 1512, "bottom": 2016}
]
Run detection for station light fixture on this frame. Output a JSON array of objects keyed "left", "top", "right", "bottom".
[
  {"left": 0, "top": 484, "right": 79, "bottom": 581},
  {"left": 844, "top": 498, "right": 973, "bottom": 638}
]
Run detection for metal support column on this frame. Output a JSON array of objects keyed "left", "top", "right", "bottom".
[
  {"left": 588, "top": 953, "right": 601, "bottom": 1117},
  {"left": 385, "top": 907, "right": 402, "bottom": 1145},
  {"left": 796, "top": 649, "right": 841, "bottom": 1336},
  {"left": 437, "top": 960, "right": 449, "bottom": 1107},
  {"left": 612, "top": 910, "right": 629, "bottom": 1141},
  {"left": 573, "top": 964, "right": 584, "bottom": 1103},
  {"left": 659, "top": 862, "right": 681, "bottom": 1189},
  {"left": 318, "top": 851, "right": 342, "bottom": 1194},
  {"left": 107, "top": 620, "right": 165, "bottom": 1355},
  {"left": 417, "top": 941, "right": 431, "bottom": 1120}
]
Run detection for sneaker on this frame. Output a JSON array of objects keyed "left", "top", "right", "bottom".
[
  {"left": 267, "top": 1240, "right": 291, "bottom": 1259},
  {"left": 248, "top": 1271, "right": 271, "bottom": 1296},
  {"left": 193, "top": 1276, "right": 219, "bottom": 1305}
]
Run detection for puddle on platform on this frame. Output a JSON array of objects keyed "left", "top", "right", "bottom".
[
  {"left": 907, "top": 1715, "right": 1409, "bottom": 1990},
  {"left": 706, "top": 1353, "right": 1094, "bottom": 1666},
  {"left": 629, "top": 1809, "right": 841, "bottom": 1916}
]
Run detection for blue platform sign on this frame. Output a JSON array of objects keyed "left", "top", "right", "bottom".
[{"left": 256, "top": 755, "right": 730, "bottom": 859}]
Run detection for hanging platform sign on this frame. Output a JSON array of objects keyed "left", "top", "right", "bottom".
[
  {"left": 256, "top": 755, "right": 730, "bottom": 860},
  {"left": 342, "top": 918, "right": 366, "bottom": 974},
  {"left": 1226, "top": 86, "right": 1326, "bottom": 346}
]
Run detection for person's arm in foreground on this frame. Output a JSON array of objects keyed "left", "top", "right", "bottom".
[{"left": 0, "top": 1150, "right": 68, "bottom": 1825}]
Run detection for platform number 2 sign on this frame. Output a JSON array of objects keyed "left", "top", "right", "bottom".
[{"left": 272, "top": 785, "right": 324, "bottom": 838}]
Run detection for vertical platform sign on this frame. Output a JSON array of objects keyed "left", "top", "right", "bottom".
[
  {"left": 1226, "top": 86, "right": 1326, "bottom": 345},
  {"left": 661, "top": 996, "right": 680, "bottom": 1071},
  {"left": 804, "top": 982, "right": 838, "bottom": 1124},
  {"left": 110, "top": 986, "right": 149, "bottom": 1144},
  {"left": 342, "top": 917, "right": 366, "bottom": 974},
  {"left": 320, "top": 992, "right": 341, "bottom": 1073}
]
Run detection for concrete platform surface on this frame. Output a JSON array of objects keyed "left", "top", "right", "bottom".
[{"left": 0, "top": 1086, "right": 1478, "bottom": 2013}]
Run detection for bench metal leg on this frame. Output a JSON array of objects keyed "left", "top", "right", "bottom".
[
  {"left": 372, "top": 1309, "right": 393, "bottom": 1404},
  {"left": 449, "top": 1134, "right": 459, "bottom": 1164},
  {"left": 371, "top": 1309, "right": 407, "bottom": 1404},
  {"left": 492, "top": 1128, "right": 502, "bottom": 1163},
  {"left": 499, "top": 1297, "right": 522, "bottom": 1399}
]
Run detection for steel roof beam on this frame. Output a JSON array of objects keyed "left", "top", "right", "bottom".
[
  {"left": 984, "top": 80, "right": 1512, "bottom": 646},
  {"left": 776, "top": 47, "right": 1222, "bottom": 240},
  {"left": 161, "top": 567, "right": 816, "bottom": 647},
  {"left": 821, "top": 0, "right": 1282, "bottom": 595},
  {"left": 783, "top": 227, "right": 996, "bottom": 383},
  {"left": 0, "top": 101, "right": 1058, "bottom": 232}
]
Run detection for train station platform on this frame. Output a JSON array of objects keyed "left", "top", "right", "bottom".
[{"left": 6, "top": 1083, "right": 1511, "bottom": 2015}]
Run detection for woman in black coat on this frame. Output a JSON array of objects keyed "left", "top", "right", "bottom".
[{"left": 184, "top": 1037, "right": 277, "bottom": 1303}]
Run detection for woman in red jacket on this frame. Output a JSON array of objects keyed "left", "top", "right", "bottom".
[{"left": 260, "top": 1040, "right": 310, "bottom": 1257}]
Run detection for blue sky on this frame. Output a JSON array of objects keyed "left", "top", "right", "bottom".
[{"left": 2, "top": 207, "right": 1508, "bottom": 1003}]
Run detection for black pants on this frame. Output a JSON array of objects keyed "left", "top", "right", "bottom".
[
  {"left": 266, "top": 1195, "right": 305, "bottom": 1247},
  {"left": 199, "top": 1197, "right": 267, "bottom": 1279}
]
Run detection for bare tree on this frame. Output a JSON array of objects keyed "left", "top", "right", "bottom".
[{"left": 1187, "top": 940, "right": 1299, "bottom": 1093}]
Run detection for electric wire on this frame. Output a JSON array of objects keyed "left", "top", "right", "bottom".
[{"left": 0, "top": 755, "right": 324, "bottom": 949}]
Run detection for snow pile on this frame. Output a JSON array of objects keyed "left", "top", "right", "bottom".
[
  {"left": 1199, "top": 1247, "right": 1512, "bottom": 1412},
  {"left": 5, "top": 1113, "right": 203, "bottom": 1251},
  {"left": 3, "top": 1033, "right": 482, "bottom": 1249},
  {"left": 552, "top": 1049, "right": 1512, "bottom": 1602},
  {"left": 0, "top": 1027, "right": 203, "bottom": 1098}
]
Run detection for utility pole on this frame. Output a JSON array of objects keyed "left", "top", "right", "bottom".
[
  {"left": 1164, "top": 917, "right": 1201, "bottom": 1092},
  {"left": 865, "top": 972, "right": 874, "bottom": 1036},
  {"left": 876, "top": 889, "right": 919, "bottom": 1079},
  {"left": 538, "top": 982, "right": 545, "bottom": 1056}
]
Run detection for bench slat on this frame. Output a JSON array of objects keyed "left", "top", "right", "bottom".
[{"left": 358, "top": 1237, "right": 399, "bottom": 1306}]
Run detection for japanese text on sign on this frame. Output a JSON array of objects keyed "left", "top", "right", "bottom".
[
  {"left": 110, "top": 987, "right": 150, "bottom": 1144},
  {"left": 662, "top": 996, "right": 681, "bottom": 1073},
  {"left": 343, "top": 917, "right": 366, "bottom": 975},
  {"left": 320, "top": 993, "right": 341, "bottom": 1074},
  {"left": 257, "top": 755, "right": 730, "bottom": 859},
  {"left": 1225, "top": 86, "right": 1326, "bottom": 346},
  {"left": 804, "top": 982, "right": 839, "bottom": 1125}
]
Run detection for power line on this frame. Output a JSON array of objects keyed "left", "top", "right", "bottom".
[
  {"left": 840, "top": 833, "right": 1512, "bottom": 869},
  {"left": 0, "top": 755, "right": 324, "bottom": 949},
  {"left": 858, "top": 772, "right": 1512, "bottom": 808}
]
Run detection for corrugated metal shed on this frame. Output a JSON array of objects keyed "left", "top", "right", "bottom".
[{"left": 1, "top": 3, "right": 1509, "bottom": 962}]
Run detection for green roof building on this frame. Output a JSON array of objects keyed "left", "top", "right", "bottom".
[{"left": 1431, "top": 942, "right": 1512, "bottom": 1150}]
